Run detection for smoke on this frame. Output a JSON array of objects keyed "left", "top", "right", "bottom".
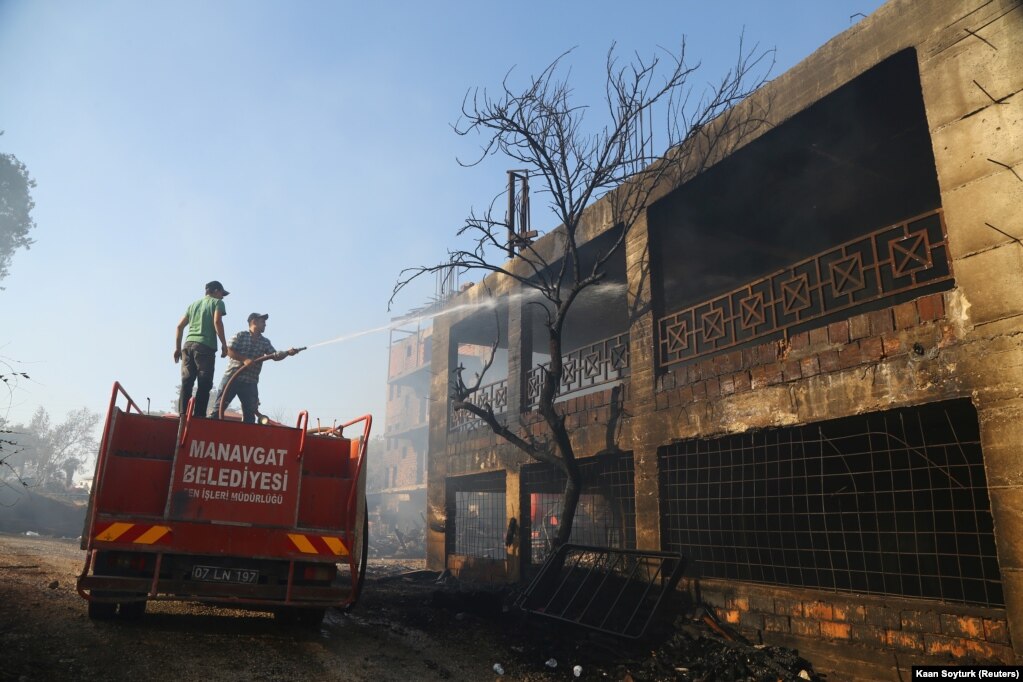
[{"left": 305, "top": 281, "right": 628, "bottom": 351}]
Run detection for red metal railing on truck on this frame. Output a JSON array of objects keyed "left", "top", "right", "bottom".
[{"left": 83, "top": 382, "right": 144, "bottom": 551}]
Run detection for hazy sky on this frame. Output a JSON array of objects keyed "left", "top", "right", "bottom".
[{"left": 0, "top": 0, "right": 884, "bottom": 433}]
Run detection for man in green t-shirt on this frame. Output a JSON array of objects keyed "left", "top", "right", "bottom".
[{"left": 174, "top": 280, "right": 230, "bottom": 417}]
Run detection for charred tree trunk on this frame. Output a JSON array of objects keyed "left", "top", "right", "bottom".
[{"left": 539, "top": 318, "right": 583, "bottom": 551}]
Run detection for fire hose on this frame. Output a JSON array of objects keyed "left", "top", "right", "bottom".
[
  {"left": 215, "top": 355, "right": 370, "bottom": 602},
  {"left": 216, "top": 347, "right": 306, "bottom": 421}
]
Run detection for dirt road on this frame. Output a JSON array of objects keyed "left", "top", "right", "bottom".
[
  {"left": 1, "top": 533, "right": 831, "bottom": 681},
  {"left": 0, "top": 533, "right": 546, "bottom": 682}
]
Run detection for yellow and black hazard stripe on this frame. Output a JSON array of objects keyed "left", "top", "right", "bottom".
[
  {"left": 93, "top": 522, "right": 172, "bottom": 545},
  {"left": 287, "top": 533, "right": 349, "bottom": 557}
]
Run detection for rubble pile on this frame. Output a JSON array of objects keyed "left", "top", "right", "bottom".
[
  {"left": 635, "top": 623, "right": 819, "bottom": 681},
  {"left": 368, "top": 522, "right": 426, "bottom": 558},
  {"left": 385, "top": 569, "right": 822, "bottom": 681}
]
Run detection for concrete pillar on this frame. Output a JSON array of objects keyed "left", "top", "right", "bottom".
[
  {"left": 979, "top": 402, "right": 1023, "bottom": 661},
  {"left": 919, "top": 6, "right": 1023, "bottom": 658},
  {"left": 623, "top": 211, "right": 663, "bottom": 550},
  {"left": 506, "top": 294, "right": 533, "bottom": 416}
]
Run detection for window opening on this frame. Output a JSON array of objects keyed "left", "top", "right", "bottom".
[{"left": 659, "top": 399, "right": 1002, "bottom": 607}]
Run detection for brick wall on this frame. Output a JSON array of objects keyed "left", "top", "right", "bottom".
[
  {"left": 652, "top": 290, "right": 1018, "bottom": 665},
  {"left": 697, "top": 580, "right": 1013, "bottom": 664},
  {"left": 386, "top": 383, "right": 428, "bottom": 434},
  {"left": 655, "top": 292, "right": 948, "bottom": 408},
  {"left": 445, "top": 384, "right": 626, "bottom": 475},
  {"left": 388, "top": 331, "right": 430, "bottom": 379},
  {"left": 376, "top": 440, "right": 420, "bottom": 489}
]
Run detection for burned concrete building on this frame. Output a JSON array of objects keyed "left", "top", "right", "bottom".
[
  {"left": 372, "top": 324, "right": 431, "bottom": 552},
  {"left": 425, "top": 0, "right": 1022, "bottom": 671},
  {"left": 374, "top": 271, "right": 466, "bottom": 555}
]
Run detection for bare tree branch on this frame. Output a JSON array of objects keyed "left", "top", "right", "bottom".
[{"left": 395, "top": 35, "right": 774, "bottom": 552}]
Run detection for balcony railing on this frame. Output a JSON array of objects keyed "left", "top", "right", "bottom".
[
  {"left": 448, "top": 333, "right": 631, "bottom": 432},
  {"left": 656, "top": 209, "right": 951, "bottom": 369},
  {"left": 449, "top": 378, "right": 508, "bottom": 432},
  {"left": 526, "top": 332, "right": 631, "bottom": 409}
]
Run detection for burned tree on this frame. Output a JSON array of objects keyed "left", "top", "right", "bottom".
[
  {"left": 1, "top": 354, "right": 32, "bottom": 487},
  {"left": 393, "top": 38, "right": 773, "bottom": 551}
]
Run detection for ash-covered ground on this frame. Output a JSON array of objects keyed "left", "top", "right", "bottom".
[{"left": 0, "top": 532, "right": 824, "bottom": 681}]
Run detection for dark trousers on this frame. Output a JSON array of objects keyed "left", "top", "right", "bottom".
[
  {"left": 179, "top": 341, "right": 216, "bottom": 417},
  {"left": 211, "top": 374, "right": 260, "bottom": 423}
]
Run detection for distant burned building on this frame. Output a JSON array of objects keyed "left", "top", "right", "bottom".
[
  {"left": 426, "top": 0, "right": 1023, "bottom": 671},
  {"left": 376, "top": 271, "right": 465, "bottom": 550},
  {"left": 374, "top": 325, "right": 431, "bottom": 541}
]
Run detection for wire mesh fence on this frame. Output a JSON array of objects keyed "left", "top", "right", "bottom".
[{"left": 659, "top": 399, "right": 1002, "bottom": 607}]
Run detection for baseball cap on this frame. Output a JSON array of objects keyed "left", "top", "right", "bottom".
[
  {"left": 205, "top": 280, "right": 230, "bottom": 296},
  {"left": 248, "top": 312, "right": 269, "bottom": 323}
]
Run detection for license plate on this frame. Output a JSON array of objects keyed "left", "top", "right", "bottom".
[{"left": 191, "top": 565, "right": 259, "bottom": 584}]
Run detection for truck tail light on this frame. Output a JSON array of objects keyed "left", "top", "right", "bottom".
[{"left": 112, "top": 553, "right": 150, "bottom": 572}]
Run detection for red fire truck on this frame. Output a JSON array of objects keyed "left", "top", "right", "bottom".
[{"left": 77, "top": 382, "right": 370, "bottom": 627}]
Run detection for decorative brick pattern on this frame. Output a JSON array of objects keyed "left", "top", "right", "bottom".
[
  {"left": 657, "top": 211, "right": 951, "bottom": 367},
  {"left": 656, "top": 293, "right": 952, "bottom": 403}
]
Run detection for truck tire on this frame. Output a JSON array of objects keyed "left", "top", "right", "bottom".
[
  {"left": 349, "top": 505, "right": 369, "bottom": 609},
  {"left": 119, "top": 599, "right": 147, "bottom": 620},
  {"left": 88, "top": 599, "right": 117, "bottom": 620}
]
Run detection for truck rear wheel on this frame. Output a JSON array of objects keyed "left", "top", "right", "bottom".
[
  {"left": 88, "top": 599, "right": 117, "bottom": 620},
  {"left": 347, "top": 504, "right": 369, "bottom": 610},
  {"left": 118, "top": 599, "right": 147, "bottom": 620}
]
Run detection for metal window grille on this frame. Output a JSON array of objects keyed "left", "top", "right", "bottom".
[
  {"left": 522, "top": 453, "right": 637, "bottom": 565},
  {"left": 446, "top": 471, "right": 507, "bottom": 560},
  {"left": 659, "top": 399, "right": 1002, "bottom": 607}
]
